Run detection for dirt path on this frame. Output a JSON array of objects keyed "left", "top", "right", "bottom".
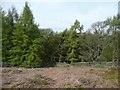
[{"left": 1, "top": 66, "right": 118, "bottom": 88}]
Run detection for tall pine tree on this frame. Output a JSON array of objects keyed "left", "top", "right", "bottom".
[
  {"left": 9, "top": 2, "right": 43, "bottom": 67},
  {"left": 2, "top": 7, "right": 18, "bottom": 62}
]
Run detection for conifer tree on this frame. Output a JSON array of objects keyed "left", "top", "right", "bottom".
[
  {"left": 2, "top": 7, "right": 18, "bottom": 62},
  {"left": 9, "top": 2, "right": 43, "bottom": 67}
]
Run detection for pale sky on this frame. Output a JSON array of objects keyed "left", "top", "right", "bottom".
[{"left": 1, "top": 0, "right": 119, "bottom": 32}]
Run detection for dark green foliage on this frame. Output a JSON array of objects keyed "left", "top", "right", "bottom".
[
  {"left": 2, "top": 2, "right": 119, "bottom": 67},
  {"left": 2, "top": 7, "right": 18, "bottom": 62}
]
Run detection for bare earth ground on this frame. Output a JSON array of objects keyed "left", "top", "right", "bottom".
[{"left": 1, "top": 66, "right": 119, "bottom": 88}]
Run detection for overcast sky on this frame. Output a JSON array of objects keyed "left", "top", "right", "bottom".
[{"left": 1, "top": 0, "right": 119, "bottom": 32}]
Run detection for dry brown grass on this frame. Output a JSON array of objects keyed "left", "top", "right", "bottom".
[{"left": 2, "top": 66, "right": 119, "bottom": 88}]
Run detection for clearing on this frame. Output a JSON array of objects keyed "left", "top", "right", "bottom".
[{"left": 1, "top": 65, "right": 119, "bottom": 88}]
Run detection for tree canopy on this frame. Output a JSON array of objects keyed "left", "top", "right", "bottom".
[{"left": 2, "top": 2, "right": 120, "bottom": 67}]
